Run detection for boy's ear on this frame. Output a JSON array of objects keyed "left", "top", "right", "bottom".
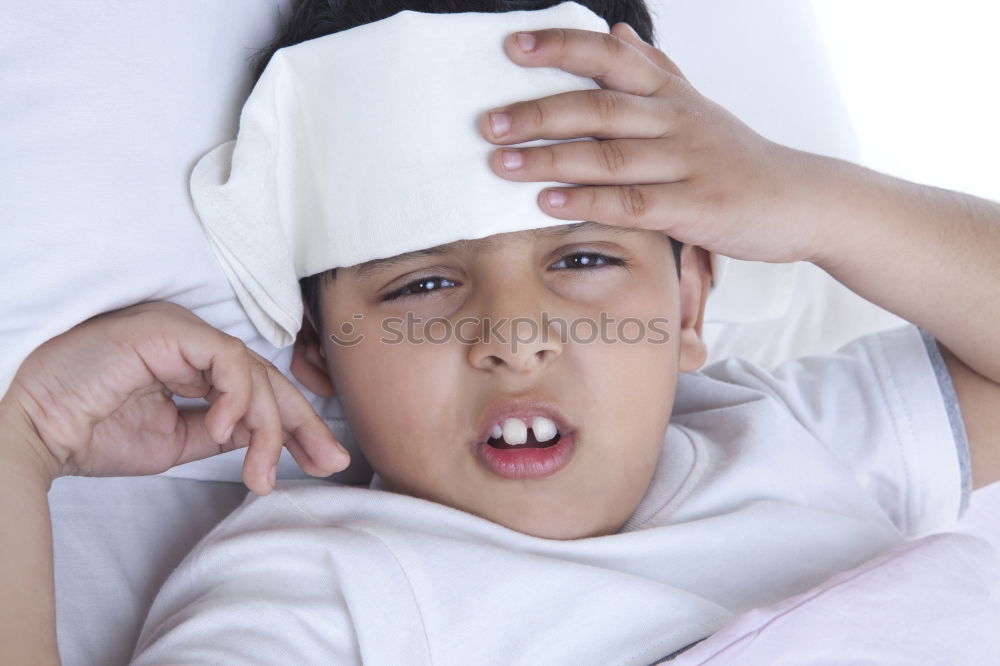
[
  {"left": 290, "top": 312, "right": 336, "bottom": 397},
  {"left": 676, "top": 245, "right": 712, "bottom": 373}
]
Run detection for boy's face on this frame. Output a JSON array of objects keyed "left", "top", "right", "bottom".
[{"left": 293, "top": 222, "right": 713, "bottom": 539}]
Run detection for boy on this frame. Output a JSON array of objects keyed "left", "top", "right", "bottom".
[{"left": 2, "top": 1, "right": 998, "bottom": 663}]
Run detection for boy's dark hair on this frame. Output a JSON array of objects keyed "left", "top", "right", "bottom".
[{"left": 251, "top": 0, "right": 684, "bottom": 332}]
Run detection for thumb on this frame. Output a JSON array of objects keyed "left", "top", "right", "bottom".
[
  {"left": 612, "top": 23, "right": 688, "bottom": 81},
  {"left": 171, "top": 407, "right": 246, "bottom": 467},
  {"left": 172, "top": 406, "right": 276, "bottom": 497}
]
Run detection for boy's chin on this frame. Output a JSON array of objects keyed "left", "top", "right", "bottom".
[{"left": 498, "top": 513, "right": 624, "bottom": 541}]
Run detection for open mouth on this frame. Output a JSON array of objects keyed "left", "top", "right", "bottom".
[
  {"left": 475, "top": 405, "right": 576, "bottom": 480},
  {"left": 476, "top": 424, "right": 576, "bottom": 480}
]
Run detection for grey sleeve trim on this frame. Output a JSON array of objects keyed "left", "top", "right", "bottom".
[{"left": 917, "top": 327, "right": 972, "bottom": 518}]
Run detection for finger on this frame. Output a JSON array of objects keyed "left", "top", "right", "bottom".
[
  {"left": 502, "top": 28, "right": 674, "bottom": 96},
  {"left": 201, "top": 340, "right": 254, "bottom": 445},
  {"left": 610, "top": 23, "right": 688, "bottom": 80},
  {"left": 247, "top": 350, "right": 351, "bottom": 477},
  {"left": 137, "top": 317, "right": 254, "bottom": 446},
  {"left": 481, "top": 88, "right": 669, "bottom": 145},
  {"left": 169, "top": 409, "right": 228, "bottom": 463},
  {"left": 239, "top": 358, "right": 285, "bottom": 495},
  {"left": 534, "top": 182, "right": 703, "bottom": 239},
  {"left": 489, "top": 137, "right": 689, "bottom": 186},
  {"left": 121, "top": 304, "right": 345, "bottom": 488},
  {"left": 166, "top": 408, "right": 316, "bottom": 493},
  {"left": 277, "top": 418, "right": 349, "bottom": 478},
  {"left": 169, "top": 408, "right": 246, "bottom": 467}
]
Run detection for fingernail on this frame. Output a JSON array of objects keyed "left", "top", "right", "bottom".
[
  {"left": 268, "top": 466, "right": 277, "bottom": 489},
  {"left": 224, "top": 423, "right": 235, "bottom": 441},
  {"left": 624, "top": 23, "right": 642, "bottom": 42},
  {"left": 501, "top": 150, "right": 522, "bottom": 170},
  {"left": 489, "top": 112, "right": 510, "bottom": 138},
  {"left": 515, "top": 32, "right": 537, "bottom": 52},
  {"left": 546, "top": 190, "right": 567, "bottom": 207}
]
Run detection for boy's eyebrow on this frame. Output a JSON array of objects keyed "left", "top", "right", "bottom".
[
  {"left": 352, "top": 222, "right": 639, "bottom": 279},
  {"left": 540, "top": 221, "right": 639, "bottom": 236},
  {"left": 353, "top": 246, "right": 454, "bottom": 280}
]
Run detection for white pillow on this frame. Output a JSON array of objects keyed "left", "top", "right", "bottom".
[
  {"left": 2, "top": 0, "right": 898, "bottom": 483},
  {"left": 1, "top": 0, "right": 372, "bottom": 483}
]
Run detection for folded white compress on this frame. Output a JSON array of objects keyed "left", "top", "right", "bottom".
[{"left": 190, "top": 1, "right": 795, "bottom": 349}]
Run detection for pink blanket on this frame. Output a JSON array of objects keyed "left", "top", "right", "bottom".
[{"left": 673, "top": 483, "right": 1000, "bottom": 665}]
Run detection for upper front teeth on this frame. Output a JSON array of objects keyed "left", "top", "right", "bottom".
[
  {"left": 501, "top": 418, "right": 528, "bottom": 445},
  {"left": 531, "top": 416, "right": 558, "bottom": 442},
  {"left": 494, "top": 416, "right": 558, "bottom": 446}
]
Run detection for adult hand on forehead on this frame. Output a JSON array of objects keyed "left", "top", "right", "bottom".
[{"left": 480, "top": 23, "right": 829, "bottom": 266}]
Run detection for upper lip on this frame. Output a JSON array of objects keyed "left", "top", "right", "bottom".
[{"left": 474, "top": 396, "right": 577, "bottom": 445}]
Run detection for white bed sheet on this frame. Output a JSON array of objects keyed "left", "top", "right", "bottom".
[
  {"left": 50, "top": 475, "right": 999, "bottom": 665},
  {"left": 49, "top": 477, "right": 249, "bottom": 665}
]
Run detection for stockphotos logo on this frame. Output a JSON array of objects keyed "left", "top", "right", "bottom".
[{"left": 327, "top": 312, "right": 671, "bottom": 351}]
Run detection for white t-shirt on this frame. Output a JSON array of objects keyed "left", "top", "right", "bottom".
[{"left": 130, "top": 323, "right": 971, "bottom": 665}]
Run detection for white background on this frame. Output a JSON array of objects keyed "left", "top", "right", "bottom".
[
  {"left": 810, "top": 1, "right": 999, "bottom": 202},
  {"left": 650, "top": 1, "right": 1000, "bottom": 204}
]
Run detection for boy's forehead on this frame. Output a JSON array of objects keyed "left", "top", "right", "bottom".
[{"left": 350, "top": 222, "right": 644, "bottom": 279}]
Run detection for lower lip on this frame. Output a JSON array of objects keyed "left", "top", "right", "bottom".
[{"left": 475, "top": 432, "right": 576, "bottom": 480}]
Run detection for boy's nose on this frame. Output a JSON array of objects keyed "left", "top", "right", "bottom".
[{"left": 466, "top": 309, "right": 564, "bottom": 375}]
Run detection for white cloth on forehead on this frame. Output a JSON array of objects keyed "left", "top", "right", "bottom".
[{"left": 190, "top": 1, "right": 771, "bottom": 349}]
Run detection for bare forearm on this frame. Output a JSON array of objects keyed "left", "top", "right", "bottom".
[
  {"left": 0, "top": 406, "right": 60, "bottom": 664},
  {"left": 801, "top": 151, "right": 1000, "bottom": 383}
]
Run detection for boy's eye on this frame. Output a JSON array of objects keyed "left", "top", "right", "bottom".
[
  {"left": 550, "top": 251, "right": 626, "bottom": 271},
  {"left": 380, "top": 252, "right": 626, "bottom": 302},
  {"left": 382, "top": 276, "right": 458, "bottom": 302}
]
